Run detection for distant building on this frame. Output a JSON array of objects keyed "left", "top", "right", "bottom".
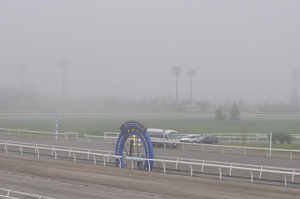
[{"left": 181, "top": 103, "right": 201, "bottom": 112}]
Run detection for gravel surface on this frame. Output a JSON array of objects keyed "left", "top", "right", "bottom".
[
  {"left": 1, "top": 154, "right": 300, "bottom": 199},
  {"left": 1, "top": 134, "right": 300, "bottom": 198}
]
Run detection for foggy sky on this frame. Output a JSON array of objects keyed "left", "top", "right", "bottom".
[{"left": 0, "top": 0, "right": 299, "bottom": 105}]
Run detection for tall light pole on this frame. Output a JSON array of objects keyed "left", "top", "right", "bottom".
[
  {"left": 172, "top": 66, "right": 182, "bottom": 115},
  {"left": 58, "top": 61, "right": 68, "bottom": 114},
  {"left": 19, "top": 65, "right": 27, "bottom": 113},
  {"left": 187, "top": 69, "right": 196, "bottom": 103}
]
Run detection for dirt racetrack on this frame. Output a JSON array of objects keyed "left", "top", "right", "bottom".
[{"left": 1, "top": 154, "right": 300, "bottom": 199}]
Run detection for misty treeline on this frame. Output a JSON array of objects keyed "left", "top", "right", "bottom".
[{"left": 0, "top": 86, "right": 298, "bottom": 113}]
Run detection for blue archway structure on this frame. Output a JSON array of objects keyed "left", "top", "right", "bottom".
[{"left": 115, "top": 120, "right": 154, "bottom": 170}]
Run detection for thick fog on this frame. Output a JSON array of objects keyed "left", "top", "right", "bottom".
[{"left": 0, "top": 0, "right": 299, "bottom": 109}]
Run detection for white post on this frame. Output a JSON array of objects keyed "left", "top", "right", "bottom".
[
  {"left": 55, "top": 114, "right": 59, "bottom": 140},
  {"left": 269, "top": 132, "right": 272, "bottom": 158},
  {"left": 250, "top": 171, "right": 254, "bottom": 183}
]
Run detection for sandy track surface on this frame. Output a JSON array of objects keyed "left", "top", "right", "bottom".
[{"left": 1, "top": 154, "right": 300, "bottom": 199}]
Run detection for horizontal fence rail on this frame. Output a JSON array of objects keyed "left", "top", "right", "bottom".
[
  {"left": 0, "top": 140, "right": 121, "bottom": 167},
  {"left": 3, "top": 126, "right": 297, "bottom": 160},
  {"left": 156, "top": 155, "right": 300, "bottom": 178},
  {"left": 2, "top": 127, "right": 299, "bottom": 146},
  {"left": 1, "top": 112, "right": 300, "bottom": 121},
  {"left": 174, "top": 141, "right": 300, "bottom": 159},
  {"left": 0, "top": 188, "right": 55, "bottom": 199},
  {"left": 1, "top": 139, "right": 300, "bottom": 188},
  {"left": 126, "top": 156, "right": 300, "bottom": 187},
  {"left": 83, "top": 133, "right": 300, "bottom": 159},
  {"left": 0, "top": 128, "right": 79, "bottom": 140},
  {"left": 84, "top": 134, "right": 118, "bottom": 144}
]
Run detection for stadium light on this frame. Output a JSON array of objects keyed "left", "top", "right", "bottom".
[
  {"left": 172, "top": 66, "right": 182, "bottom": 115},
  {"left": 187, "top": 69, "right": 196, "bottom": 103}
]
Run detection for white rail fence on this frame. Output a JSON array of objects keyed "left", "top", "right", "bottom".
[
  {"left": 1, "top": 139, "right": 300, "bottom": 188},
  {"left": 0, "top": 188, "right": 55, "bottom": 199},
  {"left": 156, "top": 155, "right": 300, "bottom": 179},
  {"left": 1, "top": 112, "right": 300, "bottom": 121},
  {"left": 84, "top": 132, "right": 120, "bottom": 144},
  {"left": 126, "top": 156, "right": 300, "bottom": 187},
  {"left": 169, "top": 140, "right": 300, "bottom": 159},
  {"left": 83, "top": 133, "right": 300, "bottom": 159},
  {"left": 209, "top": 133, "right": 268, "bottom": 144},
  {"left": 209, "top": 133, "right": 300, "bottom": 144},
  {"left": 100, "top": 132, "right": 300, "bottom": 145},
  {"left": 2, "top": 127, "right": 300, "bottom": 145},
  {"left": 1, "top": 127, "right": 300, "bottom": 160},
  {"left": 0, "top": 140, "right": 121, "bottom": 167},
  {"left": 0, "top": 128, "right": 79, "bottom": 140}
]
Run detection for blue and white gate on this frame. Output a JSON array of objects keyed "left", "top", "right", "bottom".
[{"left": 115, "top": 120, "right": 154, "bottom": 170}]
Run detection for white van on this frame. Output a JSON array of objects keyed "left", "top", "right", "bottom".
[{"left": 146, "top": 128, "right": 179, "bottom": 148}]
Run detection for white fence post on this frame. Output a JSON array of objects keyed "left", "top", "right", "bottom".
[
  {"left": 269, "top": 132, "right": 272, "bottom": 158},
  {"left": 292, "top": 169, "right": 296, "bottom": 182},
  {"left": 51, "top": 146, "right": 54, "bottom": 156},
  {"left": 6, "top": 189, "right": 11, "bottom": 198},
  {"left": 229, "top": 163, "right": 234, "bottom": 176},
  {"left": 284, "top": 174, "right": 287, "bottom": 187},
  {"left": 19, "top": 144, "right": 23, "bottom": 156},
  {"left": 69, "top": 147, "right": 72, "bottom": 157},
  {"left": 175, "top": 157, "right": 180, "bottom": 170},
  {"left": 131, "top": 159, "right": 134, "bottom": 170},
  {"left": 103, "top": 156, "right": 106, "bottom": 166},
  {"left": 148, "top": 160, "right": 151, "bottom": 172},
  {"left": 259, "top": 166, "right": 264, "bottom": 179},
  {"left": 54, "top": 150, "right": 57, "bottom": 160},
  {"left": 93, "top": 155, "right": 97, "bottom": 165},
  {"left": 107, "top": 151, "right": 111, "bottom": 162},
  {"left": 87, "top": 149, "right": 90, "bottom": 160},
  {"left": 201, "top": 160, "right": 205, "bottom": 173},
  {"left": 5, "top": 142, "right": 7, "bottom": 154}
]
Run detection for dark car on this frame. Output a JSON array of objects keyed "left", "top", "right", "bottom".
[
  {"left": 196, "top": 136, "right": 218, "bottom": 144},
  {"left": 152, "top": 140, "right": 177, "bottom": 148}
]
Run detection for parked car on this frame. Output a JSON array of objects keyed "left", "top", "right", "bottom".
[
  {"left": 180, "top": 134, "right": 202, "bottom": 143},
  {"left": 196, "top": 136, "right": 218, "bottom": 144}
]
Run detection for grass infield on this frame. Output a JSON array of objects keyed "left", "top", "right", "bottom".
[{"left": 0, "top": 119, "right": 299, "bottom": 135}]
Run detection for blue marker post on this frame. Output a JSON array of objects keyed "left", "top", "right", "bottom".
[{"left": 55, "top": 114, "right": 59, "bottom": 140}]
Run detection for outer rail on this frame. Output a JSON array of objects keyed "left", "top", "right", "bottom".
[{"left": 126, "top": 156, "right": 300, "bottom": 187}]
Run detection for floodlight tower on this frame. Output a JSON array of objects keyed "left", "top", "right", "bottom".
[
  {"left": 172, "top": 66, "right": 182, "bottom": 115},
  {"left": 19, "top": 65, "right": 27, "bottom": 113},
  {"left": 58, "top": 61, "right": 68, "bottom": 114},
  {"left": 187, "top": 69, "right": 196, "bottom": 103},
  {"left": 289, "top": 70, "right": 299, "bottom": 112}
]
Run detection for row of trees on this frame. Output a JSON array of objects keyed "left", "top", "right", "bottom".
[
  {"left": 268, "top": 132, "right": 293, "bottom": 144},
  {"left": 0, "top": 84, "right": 298, "bottom": 113},
  {"left": 215, "top": 102, "right": 240, "bottom": 121}
]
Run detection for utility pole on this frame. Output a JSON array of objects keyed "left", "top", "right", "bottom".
[
  {"left": 290, "top": 70, "right": 299, "bottom": 112},
  {"left": 187, "top": 69, "right": 196, "bottom": 103},
  {"left": 172, "top": 66, "right": 182, "bottom": 115},
  {"left": 58, "top": 61, "right": 68, "bottom": 115},
  {"left": 19, "top": 65, "right": 27, "bottom": 113}
]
